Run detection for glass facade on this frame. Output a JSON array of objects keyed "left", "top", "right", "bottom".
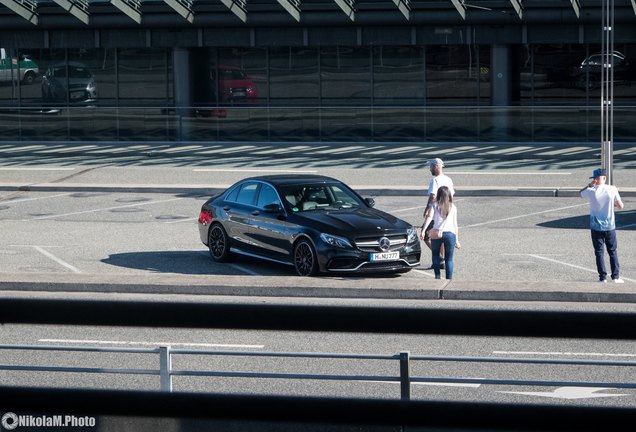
[{"left": 0, "top": 44, "right": 634, "bottom": 143}]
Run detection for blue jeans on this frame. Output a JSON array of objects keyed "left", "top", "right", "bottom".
[
  {"left": 432, "top": 232, "right": 456, "bottom": 280},
  {"left": 591, "top": 229, "right": 620, "bottom": 281}
]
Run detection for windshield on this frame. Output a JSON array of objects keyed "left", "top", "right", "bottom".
[{"left": 280, "top": 183, "right": 365, "bottom": 213}]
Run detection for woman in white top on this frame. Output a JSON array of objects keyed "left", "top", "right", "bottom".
[{"left": 420, "top": 186, "right": 460, "bottom": 279}]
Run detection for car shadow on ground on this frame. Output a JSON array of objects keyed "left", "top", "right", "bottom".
[
  {"left": 538, "top": 210, "right": 636, "bottom": 230},
  {"left": 101, "top": 250, "right": 286, "bottom": 276},
  {"left": 101, "top": 250, "right": 411, "bottom": 278}
]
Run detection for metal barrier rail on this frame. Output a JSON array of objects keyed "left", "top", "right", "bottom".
[{"left": 1, "top": 344, "right": 635, "bottom": 400}]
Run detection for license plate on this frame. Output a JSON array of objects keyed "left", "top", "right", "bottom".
[{"left": 370, "top": 251, "right": 400, "bottom": 262}]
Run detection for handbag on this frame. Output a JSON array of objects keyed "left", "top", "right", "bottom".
[
  {"left": 425, "top": 209, "right": 448, "bottom": 240},
  {"left": 428, "top": 228, "right": 443, "bottom": 240}
]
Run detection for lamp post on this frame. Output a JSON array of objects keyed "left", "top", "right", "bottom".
[{"left": 600, "top": 0, "right": 615, "bottom": 185}]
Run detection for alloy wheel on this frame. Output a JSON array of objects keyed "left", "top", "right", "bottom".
[
  {"left": 209, "top": 225, "right": 227, "bottom": 260},
  {"left": 294, "top": 241, "right": 316, "bottom": 276}
]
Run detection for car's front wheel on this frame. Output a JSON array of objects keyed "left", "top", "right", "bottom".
[
  {"left": 293, "top": 239, "right": 318, "bottom": 276},
  {"left": 208, "top": 223, "right": 232, "bottom": 262}
]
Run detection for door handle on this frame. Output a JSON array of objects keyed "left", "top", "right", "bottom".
[
  {"left": 223, "top": 206, "right": 231, "bottom": 211},
  {"left": 251, "top": 210, "right": 260, "bottom": 216}
]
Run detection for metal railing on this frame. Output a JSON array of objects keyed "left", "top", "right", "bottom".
[{"left": 1, "top": 344, "right": 635, "bottom": 399}]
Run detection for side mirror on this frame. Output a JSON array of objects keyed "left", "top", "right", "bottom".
[
  {"left": 364, "top": 198, "right": 375, "bottom": 208},
  {"left": 263, "top": 203, "right": 283, "bottom": 214}
]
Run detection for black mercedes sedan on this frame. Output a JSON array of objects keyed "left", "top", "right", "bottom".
[{"left": 197, "top": 175, "right": 421, "bottom": 276}]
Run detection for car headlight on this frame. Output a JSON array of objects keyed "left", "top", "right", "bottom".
[
  {"left": 320, "top": 233, "right": 352, "bottom": 249},
  {"left": 407, "top": 227, "right": 418, "bottom": 244}
]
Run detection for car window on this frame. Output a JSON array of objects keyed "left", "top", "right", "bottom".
[
  {"left": 280, "top": 183, "right": 363, "bottom": 212},
  {"left": 224, "top": 185, "right": 240, "bottom": 202},
  {"left": 236, "top": 182, "right": 258, "bottom": 206},
  {"left": 52, "top": 67, "right": 66, "bottom": 78},
  {"left": 256, "top": 184, "right": 281, "bottom": 209},
  {"left": 69, "top": 67, "right": 91, "bottom": 79}
]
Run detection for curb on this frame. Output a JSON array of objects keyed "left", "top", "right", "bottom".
[
  {"left": 3, "top": 183, "right": 636, "bottom": 197},
  {"left": 0, "top": 277, "right": 634, "bottom": 304}
]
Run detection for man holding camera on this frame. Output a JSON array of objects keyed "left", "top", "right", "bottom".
[{"left": 580, "top": 168, "right": 625, "bottom": 283}]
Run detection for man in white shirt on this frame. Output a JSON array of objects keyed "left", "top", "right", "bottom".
[
  {"left": 422, "top": 158, "right": 455, "bottom": 268},
  {"left": 580, "top": 168, "right": 624, "bottom": 283}
]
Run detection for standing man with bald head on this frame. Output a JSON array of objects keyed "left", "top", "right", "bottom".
[{"left": 421, "top": 158, "right": 455, "bottom": 269}]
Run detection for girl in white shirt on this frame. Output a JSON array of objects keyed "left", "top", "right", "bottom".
[{"left": 420, "top": 186, "right": 460, "bottom": 279}]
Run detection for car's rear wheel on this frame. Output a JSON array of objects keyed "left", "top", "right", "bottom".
[
  {"left": 208, "top": 223, "right": 232, "bottom": 262},
  {"left": 294, "top": 239, "right": 318, "bottom": 276},
  {"left": 22, "top": 71, "right": 36, "bottom": 85}
]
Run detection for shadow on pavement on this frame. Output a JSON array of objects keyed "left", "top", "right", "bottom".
[
  {"left": 538, "top": 210, "right": 636, "bottom": 230},
  {"left": 101, "top": 250, "right": 412, "bottom": 279},
  {"left": 101, "top": 250, "right": 286, "bottom": 276}
]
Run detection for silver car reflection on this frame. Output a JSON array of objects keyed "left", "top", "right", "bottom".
[{"left": 41, "top": 62, "right": 98, "bottom": 105}]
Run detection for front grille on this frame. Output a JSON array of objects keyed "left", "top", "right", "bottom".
[
  {"left": 360, "top": 261, "right": 411, "bottom": 271},
  {"left": 355, "top": 234, "right": 407, "bottom": 252}
]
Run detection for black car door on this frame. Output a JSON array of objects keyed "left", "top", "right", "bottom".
[
  {"left": 248, "top": 183, "right": 294, "bottom": 262},
  {"left": 222, "top": 181, "right": 260, "bottom": 253}
]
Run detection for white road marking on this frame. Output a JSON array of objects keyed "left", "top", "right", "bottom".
[
  {"left": 32, "top": 246, "right": 82, "bottom": 274},
  {"left": 366, "top": 380, "right": 481, "bottom": 388},
  {"left": 445, "top": 171, "right": 571, "bottom": 176},
  {"left": 0, "top": 167, "right": 76, "bottom": 171},
  {"left": 498, "top": 387, "right": 631, "bottom": 400},
  {"left": 391, "top": 205, "right": 428, "bottom": 214},
  {"left": 193, "top": 168, "right": 318, "bottom": 174},
  {"left": 0, "top": 192, "right": 71, "bottom": 204},
  {"left": 164, "top": 217, "right": 198, "bottom": 224},
  {"left": 26, "top": 197, "right": 184, "bottom": 221},
  {"left": 527, "top": 254, "right": 636, "bottom": 283},
  {"left": 463, "top": 203, "right": 588, "bottom": 228},
  {"left": 38, "top": 339, "right": 264, "bottom": 349},
  {"left": 412, "top": 269, "right": 437, "bottom": 278},
  {"left": 494, "top": 351, "right": 636, "bottom": 358}
]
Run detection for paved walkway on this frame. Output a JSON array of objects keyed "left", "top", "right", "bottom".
[{"left": 1, "top": 141, "right": 635, "bottom": 197}]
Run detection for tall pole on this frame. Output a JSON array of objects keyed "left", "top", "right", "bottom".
[{"left": 601, "top": 0, "right": 615, "bottom": 185}]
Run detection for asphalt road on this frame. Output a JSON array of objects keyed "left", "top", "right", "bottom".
[
  {"left": 1, "top": 297, "right": 635, "bottom": 407},
  {"left": 0, "top": 190, "right": 634, "bottom": 283}
]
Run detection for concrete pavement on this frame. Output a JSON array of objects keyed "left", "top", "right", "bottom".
[
  {"left": 1, "top": 141, "right": 636, "bottom": 197},
  {"left": 0, "top": 140, "right": 634, "bottom": 303}
]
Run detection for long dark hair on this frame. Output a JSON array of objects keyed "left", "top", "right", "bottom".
[{"left": 436, "top": 186, "right": 453, "bottom": 218}]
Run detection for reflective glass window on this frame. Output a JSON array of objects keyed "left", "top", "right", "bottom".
[
  {"left": 119, "top": 48, "right": 170, "bottom": 106},
  {"left": 321, "top": 47, "right": 371, "bottom": 105},
  {"left": 270, "top": 47, "right": 319, "bottom": 106},
  {"left": 215, "top": 48, "right": 266, "bottom": 105},
  {"left": 426, "top": 45, "right": 484, "bottom": 105},
  {"left": 373, "top": 46, "right": 425, "bottom": 106},
  {"left": 530, "top": 44, "right": 587, "bottom": 105}
]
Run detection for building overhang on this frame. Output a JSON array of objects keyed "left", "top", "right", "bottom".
[
  {"left": 110, "top": 0, "right": 142, "bottom": 24},
  {"left": 0, "top": 0, "right": 38, "bottom": 25},
  {"left": 220, "top": 0, "right": 247, "bottom": 22},
  {"left": 163, "top": 0, "right": 194, "bottom": 23}
]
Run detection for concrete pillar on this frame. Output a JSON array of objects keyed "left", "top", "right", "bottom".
[
  {"left": 491, "top": 45, "right": 511, "bottom": 141},
  {"left": 173, "top": 47, "right": 192, "bottom": 117}
]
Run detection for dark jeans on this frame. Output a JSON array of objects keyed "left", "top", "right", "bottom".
[
  {"left": 432, "top": 232, "right": 456, "bottom": 280},
  {"left": 591, "top": 229, "right": 620, "bottom": 281}
]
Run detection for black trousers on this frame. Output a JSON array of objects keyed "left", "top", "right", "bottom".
[{"left": 591, "top": 229, "right": 620, "bottom": 281}]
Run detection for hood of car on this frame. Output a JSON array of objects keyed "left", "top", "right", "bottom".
[{"left": 295, "top": 206, "right": 409, "bottom": 234}]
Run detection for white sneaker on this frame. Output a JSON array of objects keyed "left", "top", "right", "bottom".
[
  {"left": 598, "top": 279, "right": 607, "bottom": 283},
  {"left": 612, "top": 278, "right": 625, "bottom": 284}
]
